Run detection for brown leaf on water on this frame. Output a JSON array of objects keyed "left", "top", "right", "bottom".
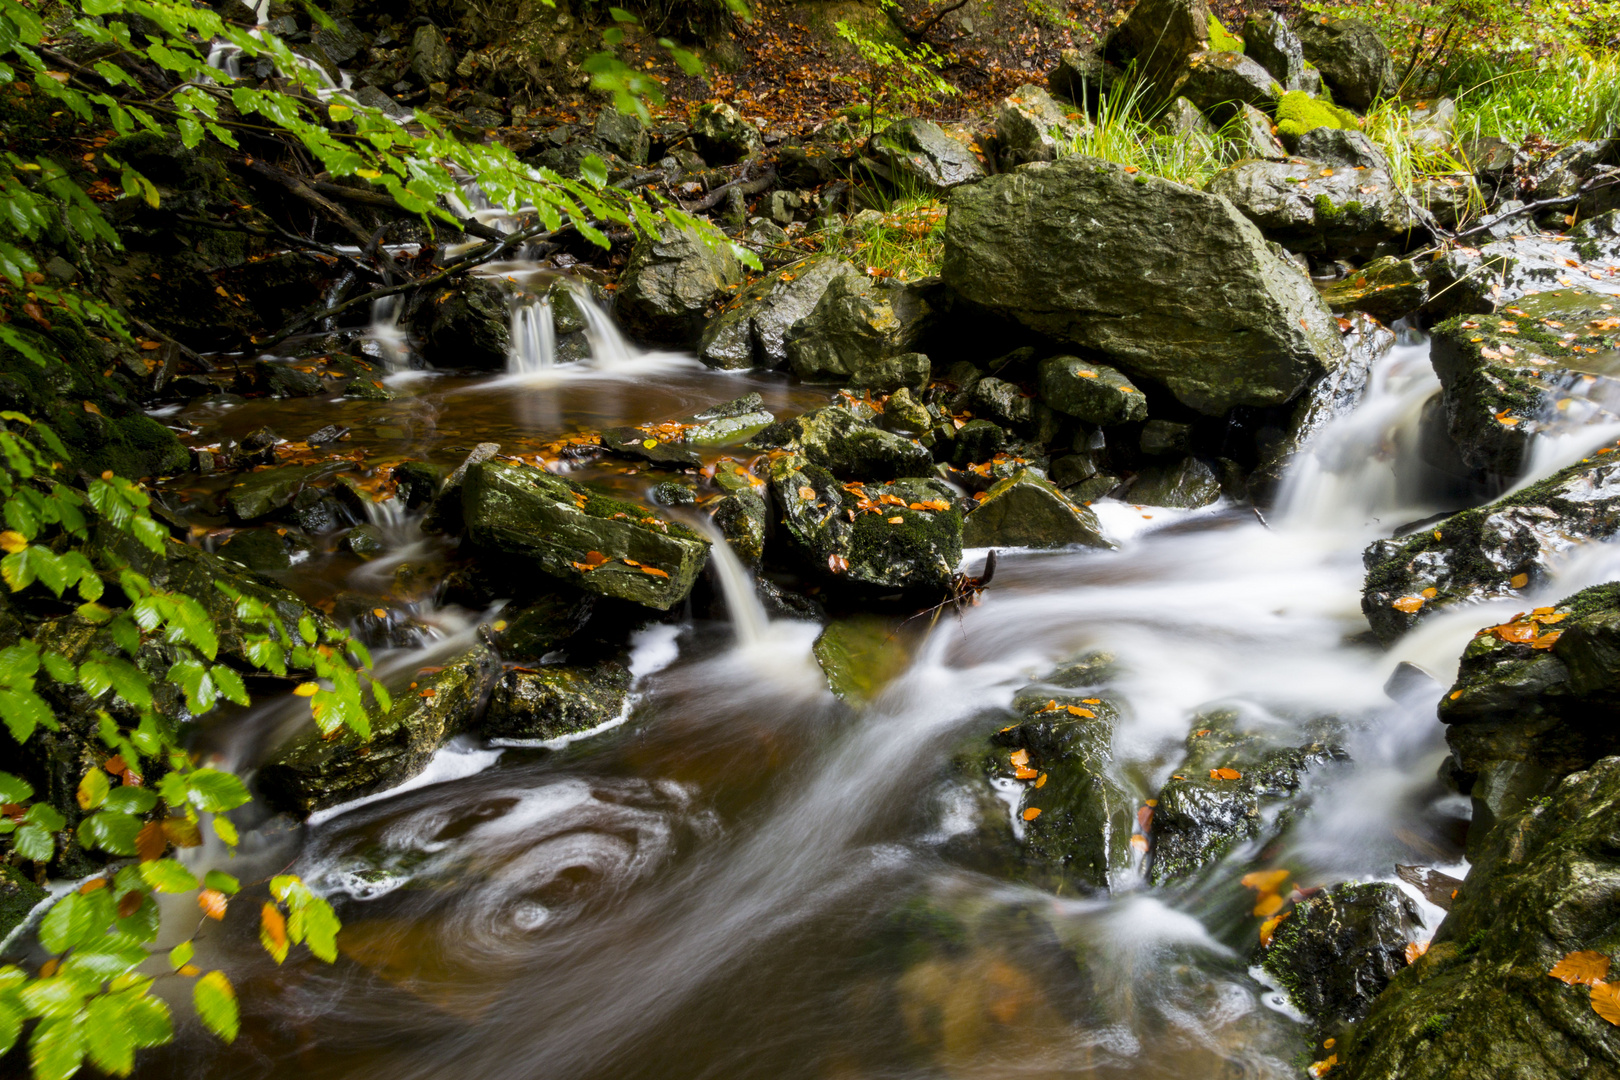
[
  {"left": 135, "top": 820, "right": 167, "bottom": 863},
  {"left": 1210, "top": 767, "right": 1241, "bottom": 780},
  {"left": 1550, "top": 950, "right": 1611, "bottom": 986},
  {"left": 1593, "top": 982, "right": 1620, "bottom": 1026}
]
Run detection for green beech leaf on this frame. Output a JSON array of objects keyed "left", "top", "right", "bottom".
[{"left": 194, "top": 970, "right": 239, "bottom": 1043}]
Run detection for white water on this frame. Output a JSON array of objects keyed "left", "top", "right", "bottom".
[
  {"left": 686, "top": 516, "right": 772, "bottom": 647},
  {"left": 151, "top": 327, "right": 1620, "bottom": 1080},
  {"left": 508, "top": 296, "right": 556, "bottom": 374}
]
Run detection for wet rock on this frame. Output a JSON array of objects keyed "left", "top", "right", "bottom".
[
  {"left": 594, "top": 107, "right": 649, "bottom": 165},
  {"left": 783, "top": 274, "right": 929, "bottom": 383},
  {"left": 1049, "top": 453, "right": 1098, "bottom": 489},
  {"left": 1529, "top": 140, "right": 1614, "bottom": 203},
  {"left": 218, "top": 527, "right": 311, "bottom": 573},
  {"left": 710, "top": 483, "right": 768, "bottom": 568},
  {"left": 682, "top": 393, "right": 776, "bottom": 445},
  {"left": 951, "top": 688, "right": 1135, "bottom": 891},
  {"left": 949, "top": 419, "right": 1007, "bottom": 466},
  {"left": 251, "top": 360, "right": 324, "bottom": 398},
  {"left": 962, "top": 469, "right": 1112, "bottom": 549},
  {"left": 342, "top": 523, "right": 386, "bottom": 559},
  {"left": 1104, "top": 0, "right": 1210, "bottom": 89},
  {"left": 482, "top": 661, "right": 630, "bottom": 740},
  {"left": 419, "top": 277, "right": 509, "bottom": 369},
  {"left": 1294, "top": 16, "right": 1395, "bottom": 110},
  {"left": 851, "top": 351, "right": 930, "bottom": 394},
  {"left": 1243, "top": 12, "right": 1309, "bottom": 92},
  {"left": 691, "top": 102, "right": 764, "bottom": 163},
  {"left": 968, "top": 377, "right": 1036, "bottom": 431},
  {"left": 461, "top": 461, "right": 710, "bottom": 611},
  {"left": 597, "top": 427, "right": 702, "bottom": 468},
  {"left": 226, "top": 463, "right": 347, "bottom": 522},
  {"left": 699, "top": 255, "right": 860, "bottom": 370},
  {"left": 1361, "top": 454, "right": 1620, "bottom": 643},
  {"left": 1207, "top": 157, "right": 1421, "bottom": 255},
  {"left": 408, "top": 23, "right": 453, "bottom": 85},
  {"left": 259, "top": 644, "right": 501, "bottom": 816},
  {"left": 1437, "top": 582, "right": 1620, "bottom": 844},
  {"left": 943, "top": 156, "right": 1346, "bottom": 415},
  {"left": 995, "top": 83, "right": 1088, "bottom": 167},
  {"left": 1408, "top": 97, "right": 1458, "bottom": 154},
  {"left": 1424, "top": 210, "right": 1620, "bottom": 317},
  {"left": 1230, "top": 102, "right": 1288, "bottom": 161},
  {"left": 768, "top": 454, "right": 962, "bottom": 592},
  {"left": 1156, "top": 96, "right": 1218, "bottom": 151},
  {"left": 1123, "top": 457, "right": 1223, "bottom": 508},
  {"left": 1140, "top": 419, "right": 1193, "bottom": 456},
  {"left": 1037, "top": 356, "right": 1148, "bottom": 424},
  {"left": 493, "top": 590, "right": 594, "bottom": 660},
  {"left": 1178, "top": 50, "right": 1282, "bottom": 122},
  {"left": 1149, "top": 709, "right": 1347, "bottom": 884},
  {"left": 615, "top": 223, "right": 743, "bottom": 346},
  {"left": 755, "top": 405, "right": 933, "bottom": 481},
  {"left": 868, "top": 119, "right": 985, "bottom": 192},
  {"left": 652, "top": 480, "right": 697, "bottom": 506},
  {"left": 1338, "top": 756, "right": 1620, "bottom": 1080},
  {"left": 393, "top": 461, "right": 447, "bottom": 510},
  {"left": 1259, "top": 882, "right": 1423, "bottom": 1029},
  {"left": 881, "top": 387, "right": 933, "bottom": 438},
  {"left": 1048, "top": 42, "right": 1121, "bottom": 110},
  {"left": 1319, "top": 256, "right": 1430, "bottom": 321},
  {"left": 1295, "top": 128, "right": 1389, "bottom": 171},
  {"left": 1428, "top": 288, "right": 1617, "bottom": 478}
]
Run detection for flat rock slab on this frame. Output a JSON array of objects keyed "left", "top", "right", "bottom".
[
  {"left": 962, "top": 469, "right": 1112, "bottom": 548},
  {"left": 462, "top": 461, "right": 710, "bottom": 610}
]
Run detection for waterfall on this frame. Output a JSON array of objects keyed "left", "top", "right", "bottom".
[
  {"left": 364, "top": 295, "right": 409, "bottom": 369},
  {"left": 569, "top": 282, "right": 635, "bottom": 367},
  {"left": 688, "top": 518, "right": 770, "bottom": 647},
  {"left": 508, "top": 296, "right": 556, "bottom": 375}
]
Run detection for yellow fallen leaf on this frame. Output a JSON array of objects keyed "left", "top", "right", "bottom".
[
  {"left": 1550, "top": 950, "right": 1611, "bottom": 986},
  {"left": 1253, "top": 892, "right": 1285, "bottom": 917},
  {"left": 1022, "top": 807, "right": 1042, "bottom": 821},
  {"left": 1405, "top": 940, "right": 1429, "bottom": 964},
  {"left": 0, "top": 531, "right": 26, "bottom": 554},
  {"left": 1242, "top": 869, "right": 1290, "bottom": 893},
  {"left": 1510, "top": 572, "right": 1530, "bottom": 588},
  {"left": 1593, "top": 981, "right": 1620, "bottom": 1026},
  {"left": 1392, "top": 595, "right": 1425, "bottom": 613}
]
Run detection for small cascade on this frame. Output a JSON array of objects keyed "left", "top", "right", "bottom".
[
  {"left": 508, "top": 296, "right": 556, "bottom": 375},
  {"left": 363, "top": 295, "right": 409, "bottom": 369},
  {"left": 205, "top": 41, "right": 243, "bottom": 79},
  {"left": 689, "top": 518, "right": 771, "bottom": 647},
  {"left": 569, "top": 282, "right": 635, "bottom": 368}
]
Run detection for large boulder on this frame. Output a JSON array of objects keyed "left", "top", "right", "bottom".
[
  {"left": 691, "top": 102, "right": 764, "bottom": 163},
  {"left": 1104, "top": 0, "right": 1211, "bottom": 90},
  {"left": 1122, "top": 456, "right": 1223, "bottom": 508},
  {"left": 1037, "top": 356, "right": 1149, "bottom": 424},
  {"left": 1438, "top": 583, "right": 1620, "bottom": 846},
  {"left": 482, "top": 661, "right": 630, "bottom": 741},
  {"left": 1207, "top": 157, "right": 1422, "bottom": 255},
  {"left": 995, "top": 84, "right": 1089, "bottom": 168},
  {"left": 868, "top": 119, "right": 985, "bottom": 192},
  {"left": 782, "top": 274, "right": 929, "bottom": 383},
  {"left": 942, "top": 156, "right": 1347, "bottom": 415},
  {"left": 752, "top": 405, "right": 933, "bottom": 480},
  {"left": 1360, "top": 453, "right": 1620, "bottom": 643},
  {"left": 961, "top": 470, "right": 1113, "bottom": 549},
  {"left": 767, "top": 453, "right": 963, "bottom": 593},
  {"left": 418, "top": 277, "right": 509, "bottom": 369},
  {"left": 1259, "top": 882, "right": 1424, "bottom": 1030},
  {"left": 699, "top": 255, "right": 860, "bottom": 370},
  {"left": 1429, "top": 288, "right": 1620, "bottom": 478},
  {"left": 614, "top": 224, "right": 742, "bottom": 345},
  {"left": 259, "top": 644, "right": 501, "bottom": 816},
  {"left": 1294, "top": 16, "right": 1396, "bottom": 110},
  {"left": 1338, "top": 756, "right": 1620, "bottom": 1080},
  {"left": 1177, "top": 50, "right": 1282, "bottom": 122},
  {"left": 1243, "top": 12, "right": 1310, "bottom": 92},
  {"left": 1423, "top": 210, "right": 1620, "bottom": 319},
  {"left": 461, "top": 461, "right": 710, "bottom": 610},
  {"left": 1149, "top": 708, "right": 1347, "bottom": 884}
]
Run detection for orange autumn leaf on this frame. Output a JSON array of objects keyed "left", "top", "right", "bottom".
[
  {"left": 798, "top": 486, "right": 816, "bottom": 499},
  {"left": 1241, "top": 869, "right": 1290, "bottom": 893},
  {"left": 1210, "top": 767, "right": 1242, "bottom": 781},
  {"left": 1405, "top": 941, "right": 1429, "bottom": 964},
  {"left": 639, "top": 565, "right": 671, "bottom": 578},
  {"left": 1010, "top": 748, "right": 1030, "bottom": 768},
  {"left": 1492, "top": 621, "right": 1539, "bottom": 644},
  {"left": 1259, "top": 911, "right": 1289, "bottom": 947},
  {"left": 1253, "top": 892, "right": 1285, "bottom": 917},
  {"left": 583, "top": 551, "right": 609, "bottom": 566},
  {"left": 1022, "top": 807, "right": 1042, "bottom": 821},
  {"left": 261, "top": 902, "right": 289, "bottom": 963},
  {"left": 1549, "top": 950, "right": 1611, "bottom": 986},
  {"left": 1034, "top": 773, "right": 1047, "bottom": 788},
  {"left": 1510, "top": 572, "right": 1530, "bottom": 588},
  {"left": 198, "top": 889, "right": 228, "bottom": 921},
  {"left": 1392, "top": 595, "right": 1425, "bottom": 613},
  {"left": 1065, "top": 706, "right": 1095, "bottom": 718},
  {"left": 135, "top": 820, "right": 166, "bottom": 863},
  {"left": 1082, "top": 698, "right": 1101, "bottom": 704},
  {"left": 1307, "top": 1054, "right": 1338, "bottom": 1078},
  {"left": 1593, "top": 982, "right": 1620, "bottom": 1026},
  {"left": 1130, "top": 834, "right": 1149, "bottom": 852}
]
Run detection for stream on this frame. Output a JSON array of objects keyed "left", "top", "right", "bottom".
[{"left": 131, "top": 303, "right": 1620, "bottom": 1079}]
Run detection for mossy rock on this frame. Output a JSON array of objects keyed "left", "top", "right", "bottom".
[
  {"left": 1274, "top": 89, "right": 1359, "bottom": 141},
  {"left": 753, "top": 404, "right": 932, "bottom": 481},
  {"left": 481, "top": 661, "right": 630, "bottom": 741},
  {"left": 813, "top": 614, "right": 912, "bottom": 704},
  {"left": 1319, "top": 257, "right": 1429, "bottom": 323},
  {"left": 962, "top": 469, "right": 1112, "bottom": 549}
]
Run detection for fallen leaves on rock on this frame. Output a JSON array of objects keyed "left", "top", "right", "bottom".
[{"left": 1549, "top": 949, "right": 1611, "bottom": 986}]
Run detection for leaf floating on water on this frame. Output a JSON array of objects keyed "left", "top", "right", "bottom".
[
  {"left": 1242, "top": 869, "right": 1290, "bottom": 893},
  {"left": 1209, "top": 767, "right": 1242, "bottom": 780},
  {"left": 1593, "top": 982, "right": 1620, "bottom": 1026},
  {"left": 1405, "top": 941, "right": 1430, "bottom": 964},
  {"left": 1392, "top": 595, "right": 1425, "bottom": 613},
  {"left": 1550, "top": 950, "right": 1611, "bottom": 986},
  {"left": 1022, "top": 807, "right": 1042, "bottom": 821},
  {"left": 1253, "top": 892, "right": 1285, "bottom": 917}
]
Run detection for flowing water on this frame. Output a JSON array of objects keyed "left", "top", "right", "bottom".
[{"left": 124, "top": 308, "right": 1620, "bottom": 1079}]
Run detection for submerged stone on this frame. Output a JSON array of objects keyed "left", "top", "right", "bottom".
[
  {"left": 813, "top": 615, "right": 913, "bottom": 704},
  {"left": 1123, "top": 457, "right": 1223, "bottom": 508},
  {"left": 461, "top": 461, "right": 710, "bottom": 611}
]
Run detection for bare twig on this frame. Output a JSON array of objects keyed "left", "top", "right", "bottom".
[
  {"left": 679, "top": 165, "right": 777, "bottom": 213},
  {"left": 1451, "top": 174, "right": 1620, "bottom": 242}
]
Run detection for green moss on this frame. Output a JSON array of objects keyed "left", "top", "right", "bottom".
[
  {"left": 1275, "top": 90, "right": 1360, "bottom": 139},
  {"left": 1207, "top": 14, "right": 1245, "bottom": 53},
  {"left": 1420, "top": 1013, "right": 1454, "bottom": 1039}
]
